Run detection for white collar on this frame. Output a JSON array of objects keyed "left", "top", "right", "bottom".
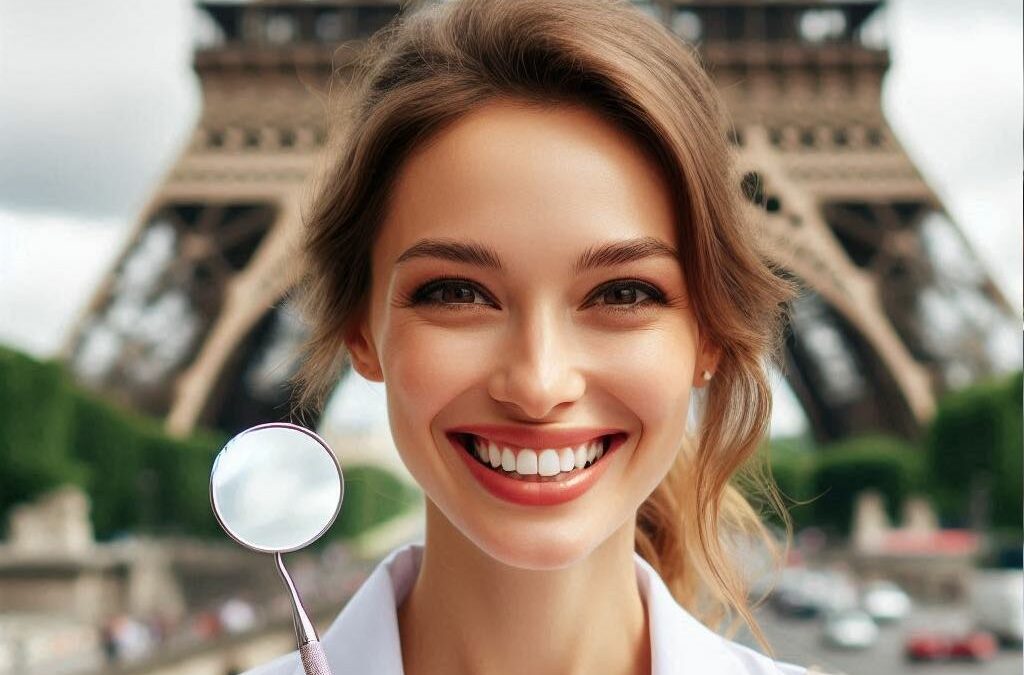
[{"left": 290, "top": 541, "right": 798, "bottom": 675}]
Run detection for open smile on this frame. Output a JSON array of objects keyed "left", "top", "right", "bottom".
[
  {"left": 445, "top": 429, "right": 629, "bottom": 506},
  {"left": 458, "top": 432, "right": 617, "bottom": 481}
]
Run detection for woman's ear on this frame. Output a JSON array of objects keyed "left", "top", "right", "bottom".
[
  {"left": 343, "top": 319, "right": 384, "bottom": 383},
  {"left": 693, "top": 339, "right": 722, "bottom": 389}
]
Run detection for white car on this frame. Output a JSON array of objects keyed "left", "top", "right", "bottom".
[
  {"left": 861, "top": 580, "right": 912, "bottom": 623},
  {"left": 972, "top": 569, "right": 1024, "bottom": 643},
  {"left": 823, "top": 608, "right": 879, "bottom": 650},
  {"left": 771, "top": 567, "right": 858, "bottom": 618}
]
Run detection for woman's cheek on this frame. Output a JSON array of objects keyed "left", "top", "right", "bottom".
[
  {"left": 592, "top": 332, "right": 692, "bottom": 491},
  {"left": 591, "top": 325, "right": 696, "bottom": 424},
  {"left": 381, "top": 321, "right": 495, "bottom": 415}
]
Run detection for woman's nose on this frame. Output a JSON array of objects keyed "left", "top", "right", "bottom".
[{"left": 486, "top": 306, "right": 586, "bottom": 419}]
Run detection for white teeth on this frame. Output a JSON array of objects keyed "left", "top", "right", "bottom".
[
  {"left": 470, "top": 435, "right": 615, "bottom": 476},
  {"left": 559, "top": 447, "right": 575, "bottom": 472},
  {"left": 516, "top": 449, "right": 538, "bottom": 475},
  {"left": 501, "top": 447, "right": 516, "bottom": 471},
  {"left": 538, "top": 449, "right": 560, "bottom": 476}
]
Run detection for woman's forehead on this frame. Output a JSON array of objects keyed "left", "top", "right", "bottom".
[{"left": 376, "top": 100, "right": 679, "bottom": 268}]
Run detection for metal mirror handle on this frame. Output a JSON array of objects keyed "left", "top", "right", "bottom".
[
  {"left": 275, "top": 553, "right": 334, "bottom": 675},
  {"left": 299, "top": 641, "right": 332, "bottom": 675}
]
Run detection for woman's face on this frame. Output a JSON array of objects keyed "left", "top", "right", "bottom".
[{"left": 346, "top": 99, "right": 714, "bottom": 570}]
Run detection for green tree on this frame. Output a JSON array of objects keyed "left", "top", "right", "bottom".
[
  {"left": 757, "top": 437, "right": 817, "bottom": 530},
  {"left": 810, "top": 435, "right": 925, "bottom": 535},
  {"left": 0, "top": 348, "right": 84, "bottom": 513},
  {"left": 926, "top": 370, "right": 1022, "bottom": 530},
  {"left": 1, "top": 345, "right": 419, "bottom": 541}
]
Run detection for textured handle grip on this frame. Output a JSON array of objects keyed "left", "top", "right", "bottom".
[{"left": 299, "top": 640, "right": 333, "bottom": 675}]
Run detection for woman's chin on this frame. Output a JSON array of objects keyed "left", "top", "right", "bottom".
[{"left": 466, "top": 521, "right": 604, "bottom": 571}]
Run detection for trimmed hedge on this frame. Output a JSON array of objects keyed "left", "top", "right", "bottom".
[
  {"left": 926, "top": 370, "right": 1022, "bottom": 530},
  {"left": 0, "top": 345, "right": 419, "bottom": 542},
  {"left": 0, "top": 348, "right": 84, "bottom": 508},
  {"left": 762, "top": 371, "right": 1022, "bottom": 537},
  {"left": 69, "top": 390, "right": 226, "bottom": 537},
  {"left": 757, "top": 434, "right": 925, "bottom": 534},
  {"left": 754, "top": 437, "right": 817, "bottom": 530},
  {"left": 809, "top": 435, "right": 925, "bottom": 535}
]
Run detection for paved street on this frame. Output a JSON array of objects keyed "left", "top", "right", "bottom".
[{"left": 736, "top": 604, "right": 1023, "bottom": 675}]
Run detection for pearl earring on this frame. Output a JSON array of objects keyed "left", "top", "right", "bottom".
[{"left": 702, "top": 370, "right": 713, "bottom": 381}]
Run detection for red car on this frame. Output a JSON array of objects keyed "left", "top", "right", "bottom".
[
  {"left": 950, "top": 632, "right": 999, "bottom": 660},
  {"left": 905, "top": 630, "right": 997, "bottom": 662}
]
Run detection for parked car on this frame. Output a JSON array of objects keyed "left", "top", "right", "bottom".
[
  {"left": 813, "top": 570, "right": 859, "bottom": 614},
  {"left": 905, "top": 630, "right": 997, "bottom": 662},
  {"left": 770, "top": 568, "right": 819, "bottom": 618},
  {"left": 971, "top": 569, "right": 1024, "bottom": 644},
  {"left": 771, "top": 568, "right": 857, "bottom": 619},
  {"left": 861, "top": 580, "right": 911, "bottom": 623},
  {"left": 905, "top": 633, "right": 950, "bottom": 662},
  {"left": 950, "top": 631, "right": 999, "bottom": 660},
  {"left": 772, "top": 581, "right": 818, "bottom": 618},
  {"left": 823, "top": 609, "right": 879, "bottom": 650}
]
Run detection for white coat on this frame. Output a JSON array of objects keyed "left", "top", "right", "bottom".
[{"left": 242, "top": 542, "right": 812, "bottom": 675}]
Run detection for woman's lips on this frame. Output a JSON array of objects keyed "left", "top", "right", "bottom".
[
  {"left": 460, "top": 432, "right": 611, "bottom": 479},
  {"left": 447, "top": 431, "right": 628, "bottom": 507}
]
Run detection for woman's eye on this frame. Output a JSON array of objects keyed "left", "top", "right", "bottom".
[
  {"left": 411, "top": 279, "right": 493, "bottom": 307},
  {"left": 405, "top": 278, "right": 666, "bottom": 313},
  {"left": 589, "top": 280, "right": 665, "bottom": 309},
  {"left": 600, "top": 284, "right": 650, "bottom": 305}
]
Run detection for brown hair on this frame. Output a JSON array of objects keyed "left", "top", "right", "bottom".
[{"left": 294, "top": 0, "right": 794, "bottom": 651}]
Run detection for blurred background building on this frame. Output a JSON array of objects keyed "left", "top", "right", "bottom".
[{"left": 0, "top": 1, "right": 1020, "bottom": 674}]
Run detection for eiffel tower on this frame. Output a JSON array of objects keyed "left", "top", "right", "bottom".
[{"left": 64, "top": 0, "right": 1015, "bottom": 443}]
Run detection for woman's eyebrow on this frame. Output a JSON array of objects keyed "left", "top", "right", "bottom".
[
  {"left": 395, "top": 238, "right": 503, "bottom": 269},
  {"left": 571, "top": 237, "right": 679, "bottom": 275},
  {"left": 394, "top": 236, "right": 678, "bottom": 273}
]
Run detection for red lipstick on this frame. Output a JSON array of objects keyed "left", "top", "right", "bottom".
[{"left": 446, "top": 429, "right": 628, "bottom": 507}]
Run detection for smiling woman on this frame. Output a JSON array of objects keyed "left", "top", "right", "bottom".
[{"left": 249, "top": 1, "right": 802, "bottom": 674}]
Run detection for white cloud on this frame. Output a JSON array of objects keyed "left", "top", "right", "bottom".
[
  {"left": 0, "top": 208, "right": 131, "bottom": 356},
  {"left": 0, "top": 0, "right": 200, "bottom": 218},
  {"left": 883, "top": 0, "right": 1023, "bottom": 310}
]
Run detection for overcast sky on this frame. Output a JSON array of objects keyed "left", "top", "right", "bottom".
[{"left": 0, "top": 0, "right": 1020, "bottom": 436}]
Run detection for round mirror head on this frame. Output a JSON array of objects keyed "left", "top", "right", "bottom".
[{"left": 210, "top": 423, "right": 343, "bottom": 554}]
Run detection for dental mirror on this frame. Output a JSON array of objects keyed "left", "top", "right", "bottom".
[{"left": 210, "top": 422, "right": 342, "bottom": 675}]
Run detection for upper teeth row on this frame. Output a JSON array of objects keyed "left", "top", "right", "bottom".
[{"left": 472, "top": 436, "right": 606, "bottom": 476}]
